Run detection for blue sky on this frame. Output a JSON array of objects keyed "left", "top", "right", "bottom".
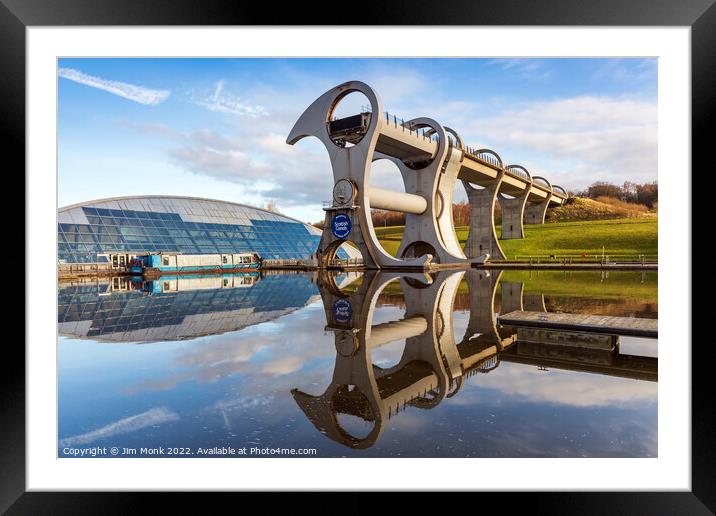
[{"left": 58, "top": 58, "right": 657, "bottom": 222}]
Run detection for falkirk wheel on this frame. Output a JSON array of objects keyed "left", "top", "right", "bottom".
[{"left": 286, "top": 81, "right": 568, "bottom": 270}]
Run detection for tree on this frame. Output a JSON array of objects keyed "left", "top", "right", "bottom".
[
  {"left": 586, "top": 181, "right": 623, "bottom": 200},
  {"left": 635, "top": 182, "right": 658, "bottom": 208},
  {"left": 579, "top": 181, "right": 657, "bottom": 209},
  {"left": 263, "top": 200, "right": 279, "bottom": 213},
  {"left": 622, "top": 181, "right": 639, "bottom": 203}
]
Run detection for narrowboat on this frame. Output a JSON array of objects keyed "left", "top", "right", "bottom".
[
  {"left": 140, "top": 272, "right": 261, "bottom": 294},
  {"left": 129, "top": 252, "right": 261, "bottom": 276}
]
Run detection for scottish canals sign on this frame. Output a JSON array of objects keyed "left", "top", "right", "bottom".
[
  {"left": 331, "top": 213, "right": 352, "bottom": 239},
  {"left": 332, "top": 299, "right": 353, "bottom": 324}
]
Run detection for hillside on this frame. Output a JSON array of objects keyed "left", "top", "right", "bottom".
[
  {"left": 375, "top": 218, "right": 658, "bottom": 260},
  {"left": 546, "top": 196, "right": 655, "bottom": 223}
]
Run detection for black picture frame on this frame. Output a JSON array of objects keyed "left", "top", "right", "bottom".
[{"left": 5, "top": 0, "right": 710, "bottom": 512}]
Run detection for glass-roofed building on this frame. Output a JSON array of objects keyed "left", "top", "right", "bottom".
[{"left": 57, "top": 195, "right": 351, "bottom": 266}]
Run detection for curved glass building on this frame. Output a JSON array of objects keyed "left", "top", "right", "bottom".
[{"left": 57, "top": 195, "right": 351, "bottom": 265}]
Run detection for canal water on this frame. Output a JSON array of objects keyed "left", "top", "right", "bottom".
[{"left": 57, "top": 269, "right": 657, "bottom": 458}]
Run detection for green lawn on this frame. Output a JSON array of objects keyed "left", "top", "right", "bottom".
[{"left": 374, "top": 218, "right": 657, "bottom": 260}]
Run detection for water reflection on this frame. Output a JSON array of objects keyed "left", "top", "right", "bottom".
[
  {"left": 292, "top": 270, "right": 656, "bottom": 449},
  {"left": 58, "top": 272, "right": 320, "bottom": 342},
  {"left": 58, "top": 269, "right": 657, "bottom": 457}
]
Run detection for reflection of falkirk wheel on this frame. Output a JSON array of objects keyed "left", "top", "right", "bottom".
[
  {"left": 291, "top": 271, "right": 570, "bottom": 449},
  {"left": 500, "top": 280, "right": 525, "bottom": 314},
  {"left": 291, "top": 270, "right": 465, "bottom": 449},
  {"left": 451, "top": 270, "right": 517, "bottom": 388},
  {"left": 523, "top": 292, "right": 547, "bottom": 312},
  {"left": 291, "top": 273, "right": 652, "bottom": 449},
  {"left": 461, "top": 270, "right": 517, "bottom": 350},
  {"left": 286, "top": 81, "right": 468, "bottom": 269}
]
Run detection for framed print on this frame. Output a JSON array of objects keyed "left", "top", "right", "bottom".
[{"left": 6, "top": 0, "right": 713, "bottom": 511}]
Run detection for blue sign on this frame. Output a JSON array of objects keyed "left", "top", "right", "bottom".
[
  {"left": 332, "top": 299, "right": 353, "bottom": 324},
  {"left": 331, "top": 214, "right": 352, "bottom": 239}
]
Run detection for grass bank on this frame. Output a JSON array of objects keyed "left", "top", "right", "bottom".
[
  {"left": 374, "top": 218, "right": 657, "bottom": 260},
  {"left": 546, "top": 196, "right": 655, "bottom": 222}
]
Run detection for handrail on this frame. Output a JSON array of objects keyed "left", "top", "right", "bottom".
[
  {"left": 532, "top": 176, "right": 552, "bottom": 190},
  {"left": 464, "top": 147, "right": 503, "bottom": 168},
  {"left": 505, "top": 164, "right": 531, "bottom": 181},
  {"left": 340, "top": 108, "right": 562, "bottom": 197},
  {"left": 383, "top": 110, "right": 438, "bottom": 142},
  {"left": 552, "top": 185, "right": 568, "bottom": 197}
]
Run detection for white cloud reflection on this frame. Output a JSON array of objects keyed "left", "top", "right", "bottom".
[{"left": 59, "top": 406, "right": 179, "bottom": 447}]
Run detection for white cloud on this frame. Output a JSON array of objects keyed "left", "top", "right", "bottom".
[
  {"left": 362, "top": 67, "right": 431, "bottom": 107},
  {"left": 164, "top": 127, "right": 332, "bottom": 209},
  {"left": 463, "top": 95, "right": 657, "bottom": 190},
  {"left": 591, "top": 59, "right": 657, "bottom": 85},
  {"left": 487, "top": 58, "right": 551, "bottom": 82},
  {"left": 122, "top": 61, "right": 656, "bottom": 214},
  {"left": 58, "top": 67, "right": 170, "bottom": 106},
  {"left": 192, "top": 80, "right": 268, "bottom": 117},
  {"left": 59, "top": 406, "right": 179, "bottom": 446}
]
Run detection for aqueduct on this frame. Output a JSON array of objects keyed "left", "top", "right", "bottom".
[{"left": 287, "top": 81, "right": 568, "bottom": 269}]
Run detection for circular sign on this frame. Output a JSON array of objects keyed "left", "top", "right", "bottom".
[
  {"left": 333, "top": 179, "right": 355, "bottom": 206},
  {"left": 335, "top": 331, "right": 359, "bottom": 357},
  {"left": 331, "top": 213, "right": 352, "bottom": 239},
  {"left": 332, "top": 298, "right": 353, "bottom": 324}
]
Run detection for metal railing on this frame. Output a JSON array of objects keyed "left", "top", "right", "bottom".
[
  {"left": 261, "top": 259, "right": 309, "bottom": 268},
  {"left": 58, "top": 262, "right": 116, "bottom": 274},
  {"left": 532, "top": 176, "right": 551, "bottom": 190},
  {"left": 354, "top": 108, "right": 563, "bottom": 198},
  {"left": 505, "top": 165, "right": 531, "bottom": 181},
  {"left": 464, "top": 146, "right": 503, "bottom": 168},
  {"left": 326, "top": 257, "right": 365, "bottom": 268},
  {"left": 383, "top": 111, "right": 439, "bottom": 142},
  {"left": 463, "top": 356, "right": 500, "bottom": 379},
  {"left": 512, "top": 253, "right": 658, "bottom": 265},
  {"left": 552, "top": 185, "right": 568, "bottom": 197}
]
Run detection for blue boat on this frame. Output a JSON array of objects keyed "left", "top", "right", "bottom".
[{"left": 129, "top": 252, "right": 261, "bottom": 276}]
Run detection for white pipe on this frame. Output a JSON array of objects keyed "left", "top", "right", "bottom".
[
  {"left": 369, "top": 187, "right": 427, "bottom": 214},
  {"left": 368, "top": 316, "right": 428, "bottom": 348}
]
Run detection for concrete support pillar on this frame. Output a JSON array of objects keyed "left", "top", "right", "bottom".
[
  {"left": 523, "top": 293, "right": 547, "bottom": 312},
  {"left": 390, "top": 120, "right": 467, "bottom": 267},
  {"left": 463, "top": 170, "right": 506, "bottom": 261},
  {"left": 498, "top": 190, "right": 529, "bottom": 240},
  {"left": 524, "top": 194, "right": 553, "bottom": 225},
  {"left": 500, "top": 281, "right": 524, "bottom": 314},
  {"left": 315, "top": 208, "right": 379, "bottom": 270}
]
